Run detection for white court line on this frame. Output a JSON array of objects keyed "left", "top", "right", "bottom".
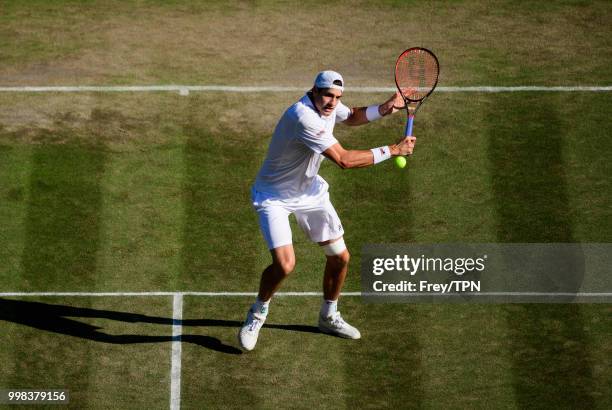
[
  {"left": 170, "top": 293, "right": 183, "bottom": 410},
  {"left": 0, "top": 292, "right": 178, "bottom": 297},
  {"left": 0, "top": 85, "right": 611, "bottom": 94},
  {"left": 0, "top": 291, "right": 356, "bottom": 297},
  {"left": 0, "top": 291, "right": 609, "bottom": 297}
]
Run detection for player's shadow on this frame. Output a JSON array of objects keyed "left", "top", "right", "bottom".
[
  {"left": 0, "top": 298, "right": 246, "bottom": 353},
  {"left": 183, "top": 318, "right": 321, "bottom": 335},
  {"left": 0, "top": 298, "right": 320, "bottom": 354}
]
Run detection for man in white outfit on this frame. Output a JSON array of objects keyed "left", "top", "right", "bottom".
[{"left": 239, "top": 70, "right": 415, "bottom": 351}]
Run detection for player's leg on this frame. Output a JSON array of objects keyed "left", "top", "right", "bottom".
[
  {"left": 239, "top": 245, "right": 295, "bottom": 351},
  {"left": 316, "top": 237, "right": 360, "bottom": 339},
  {"left": 295, "top": 189, "right": 360, "bottom": 339},
  {"left": 321, "top": 239, "right": 350, "bottom": 301},
  {"left": 258, "top": 244, "right": 296, "bottom": 302},
  {"left": 239, "top": 199, "right": 294, "bottom": 351}
]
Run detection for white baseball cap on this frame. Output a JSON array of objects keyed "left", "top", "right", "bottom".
[{"left": 314, "top": 70, "right": 344, "bottom": 91}]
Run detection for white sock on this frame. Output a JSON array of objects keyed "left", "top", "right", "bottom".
[
  {"left": 252, "top": 297, "right": 270, "bottom": 317},
  {"left": 320, "top": 299, "right": 337, "bottom": 318}
]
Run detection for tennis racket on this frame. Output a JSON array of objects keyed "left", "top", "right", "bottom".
[{"left": 395, "top": 47, "right": 440, "bottom": 139}]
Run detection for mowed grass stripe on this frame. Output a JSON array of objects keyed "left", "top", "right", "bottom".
[
  {"left": 327, "top": 95, "right": 510, "bottom": 408},
  {"left": 181, "top": 297, "right": 353, "bottom": 409},
  {"left": 0, "top": 144, "right": 30, "bottom": 284},
  {"left": 486, "top": 93, "right": 599, "bottom": 407},
  {"left": 180, "top": 96, "right": 264, "bottom": 292},
  {"left": 22, "top": 143, "right": 106, "bottom": 291},
  {"left": 98, "top": 130, "right": 185, "bottom": 290},
  {"left": 6, "top": 141, "right": 104, "bottom": 403},
  {"left": 413, "top": 305, "right": 518, "bottom": 409}
]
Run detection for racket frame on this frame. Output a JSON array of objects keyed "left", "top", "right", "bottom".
[{"left": 394, "top": 47, "right": 440, "bottom": 137}]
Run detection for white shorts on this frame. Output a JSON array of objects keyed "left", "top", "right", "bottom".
[{"left": 252, "top": 178, "right": 344, "bottom": 250}]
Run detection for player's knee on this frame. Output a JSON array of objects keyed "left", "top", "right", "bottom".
[
  {"left": 340, "top": 249, "right": 350, "bottom": 265},
  {"left": 274, "top": 257, "right": 295, "bottom": 276},
  {"left": 329, "top": 249, "right": 350, "bottom": 268},
  {"left": 323, "top": 237, "right": 350, "bottom": 268}
]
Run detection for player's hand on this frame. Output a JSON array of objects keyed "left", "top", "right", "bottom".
[
  {"left": 392, "top": 136, "right": 416, "bottom": 156},
  {"left": 379, "top": 91, "right": 405, "bottom": 116}
]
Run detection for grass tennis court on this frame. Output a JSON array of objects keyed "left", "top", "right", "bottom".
[{"left": 1, "top": 1, "right": 611, "bottom": 409}]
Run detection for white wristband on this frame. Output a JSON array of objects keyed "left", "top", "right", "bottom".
[
  {"left": 371, "top": 146, "right": 391, "bottom": 164},
  {"left": 365, "top": 105, "right": 382, "bottom": 122}
]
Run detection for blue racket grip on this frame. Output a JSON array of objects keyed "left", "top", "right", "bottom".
[{"left": 405, "top": 115, "right": 414, "bottom": 137}]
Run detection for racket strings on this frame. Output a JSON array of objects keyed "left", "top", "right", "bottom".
[{"left": 396, "top": 49, "right": 438, "bottom": 101}]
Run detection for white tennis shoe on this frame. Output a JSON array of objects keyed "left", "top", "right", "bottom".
[
  {"left": 318, "top": 311, "right": 361, "bottom": 339},
  {"left": 238, "top": 308, "right": 266, "bottom": 351}
]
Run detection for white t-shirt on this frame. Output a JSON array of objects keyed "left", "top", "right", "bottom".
[{"left": 253, "top": 93, "right": 351, "bottom": 199}]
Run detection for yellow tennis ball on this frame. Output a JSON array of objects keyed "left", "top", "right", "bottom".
[{"left": 394, "top": 156, "right": 407, "bottom": 169}]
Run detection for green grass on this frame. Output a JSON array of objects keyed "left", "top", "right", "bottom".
[
  {"left": 1, "top": 91, "right": 610, "bottom": 409},
  {"left": 0, "top": 297, "right": 174, "bottom": 408},
  {"left": 1, "top": 1, "right": 611, "bottom": 85},
  {"left": 1, "top": 1, "right": 611, "bottom": 409},
  {"left": 1, "top": 297, "right": 609, "bottom": 409}
]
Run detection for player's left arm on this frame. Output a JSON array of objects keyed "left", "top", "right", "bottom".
[
  {"left": 342, "top": 91, "right": 405, "bottom": 126},
  {"left": 323, "top": 137, "right": 415, "bottom": 169}
]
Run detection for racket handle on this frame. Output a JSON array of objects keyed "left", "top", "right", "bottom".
[{"left": 405, "top": 115, "right": 414, "bottom": 137}]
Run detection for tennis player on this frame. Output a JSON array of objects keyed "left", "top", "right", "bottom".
[{"left": 239, "top": 71, "right": 415, "bottom": 351}]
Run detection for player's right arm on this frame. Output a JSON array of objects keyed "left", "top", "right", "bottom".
[
  {"left": 323, "top": 138, "right": 415, "bottom": 169},
  {"left": 342, "top": 92, "right": 405, "bottom": 126}
]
